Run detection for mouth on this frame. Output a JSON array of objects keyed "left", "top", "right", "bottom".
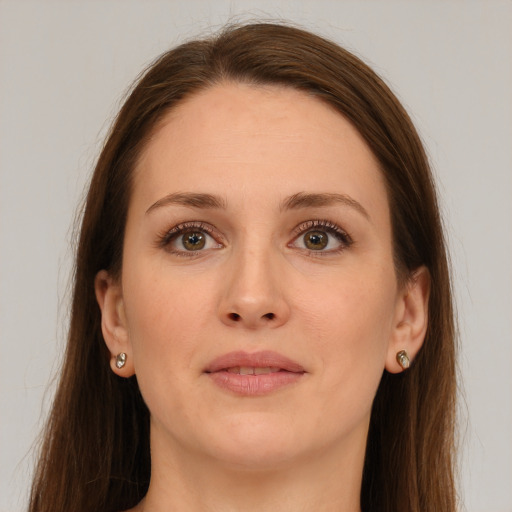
[
  {"left": 225, "top": 366, "right": 283, "bottom": 375},
  {"left": 204, "top": 351, "right": 306, "bottom": 396},
  {"left": 204, "top": 350, "right": 305, "bottom": 374}
]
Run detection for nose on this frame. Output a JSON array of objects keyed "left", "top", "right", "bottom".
[{"left": 218, "top": 245, "right": 291, "bottom": 329}]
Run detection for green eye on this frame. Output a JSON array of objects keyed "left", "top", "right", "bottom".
[
  {"left": 303, "top": 230, "right": 328, "bottom": 250},
  {"left": 182, "top": 231, "right": 206, "bottom": 250}
]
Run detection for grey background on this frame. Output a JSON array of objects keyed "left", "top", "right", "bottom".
[{"left": 1, "top": 1, "right": 511, "bottom": 511}]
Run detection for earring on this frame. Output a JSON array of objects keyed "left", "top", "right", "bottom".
[
  {"left": 115, "top": 352, "right": 127, "bottom": 369},
  {"left": 396, "top": 350, "right": 410, "bottom": 370}
]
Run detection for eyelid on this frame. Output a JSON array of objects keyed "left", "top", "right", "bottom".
[
  {"left": 290, "top": 219, "right": 347, "bottom": 237},
  {"left": 155, "top": 219, "right": 352, "bottom": 256},
  {"left": 156, "top": 221, "right": 225, "bottom": 252},
  {"left": 289, "top": 219, "right": 353, "bottom": 253}
]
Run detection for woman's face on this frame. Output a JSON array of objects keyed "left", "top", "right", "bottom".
[{"left": 98, "top": 83, "right": 418, "bottom": 469}]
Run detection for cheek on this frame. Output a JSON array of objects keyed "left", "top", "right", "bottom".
[
  {"left": 123, "top": 269, "right": 216, "bottom": 354},
  {"left": 297, "top": 267, "right": 396, "bottom": 340},
  {"left": 120, "top": 263, "right": 221, "bottom": 426},
  {"left": 292, "top": 275, "right": 395, "bottom": 435},
  {"left": 295, "top": 268, "right": 397, "bottom": 385}
]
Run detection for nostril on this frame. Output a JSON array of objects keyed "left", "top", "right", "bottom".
[
  {"left": 228, "top": 312, "right": 241, "bottom": 321},
  {"left": 263, "top": 312, "right": 275, "bottom": 320}
]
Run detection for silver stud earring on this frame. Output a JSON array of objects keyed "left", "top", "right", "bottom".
[
  {"left": 396, "top": 350, "right": 410, "bottom": 370},
  {"left": 115, "top": 352, "right": 127, "bottom": 369}
]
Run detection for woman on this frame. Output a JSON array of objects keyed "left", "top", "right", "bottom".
[{"left": 29, "top": 22, "right": 457, "bottom": 512}]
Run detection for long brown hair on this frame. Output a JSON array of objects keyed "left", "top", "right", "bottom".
[{"left": 29, "top": 23, "right": 457, "bottom": 512}]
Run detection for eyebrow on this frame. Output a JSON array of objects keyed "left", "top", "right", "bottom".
[
  {"left": 280, "top": 192, "right": 370, "bottom": 220},
  {"left": 145, "top": 192, "right": 227, "bottom": 214},
  {"left": 145, "top": 191, "right": 369, "bottom": 220}
]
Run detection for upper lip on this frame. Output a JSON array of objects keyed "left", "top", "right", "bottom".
[{"left": 204, "top": 350, "right": 305, "bottom": 373}]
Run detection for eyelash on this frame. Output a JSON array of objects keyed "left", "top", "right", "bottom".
[
  {"left": 290, "top": 219, "right": 353, "bottom": 255},
  {"left": 156, "top": 221, "right": 221, "bottom": 257},
  {"left": 156, "top": 219, "right": 353, "bottom": 257}
]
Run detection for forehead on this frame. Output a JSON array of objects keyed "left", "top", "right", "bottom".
[{"left": 133, "top": 82, "right": 387, "bottom": 215}]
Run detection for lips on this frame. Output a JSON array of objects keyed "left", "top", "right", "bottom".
[
  {"left": 204, "top": 350, "right": 305, "bottom": 396},
  {"left": 226, "top": 366, "right": 281, "bottom": 375},
  {"left": 205, "top": 350, "right": 305, "bottom": 374}
]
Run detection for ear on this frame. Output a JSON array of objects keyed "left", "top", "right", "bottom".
[
  {"left": 385, "top": 266, "right": 430, "bottom": 374},
  {"left": 95, "top": 270, "right": 135, "bottom": 377}
]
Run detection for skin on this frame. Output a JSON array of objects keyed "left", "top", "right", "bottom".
[{"left": 95, "top": 83, "right": 429, "bottom": 512}]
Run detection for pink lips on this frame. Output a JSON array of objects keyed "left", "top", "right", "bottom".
[{"left": 204, "top": 350, "right": 305, "bottom": 396}]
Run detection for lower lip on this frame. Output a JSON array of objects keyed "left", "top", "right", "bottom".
[{"left": 207, "top": 370, "right": 304, "bottom": 396}]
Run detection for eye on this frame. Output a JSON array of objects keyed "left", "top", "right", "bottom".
[
  {"left": 290, "top": 220, "right": 352, "bottom": 254},
  {"left": 303, "top": 230, "right": 329, "bottom": 250},
  {"left": 157, "top": 222, "right": 223, "bottom": 256},
  {"left": 181, "top": 231, "right": 207, "bottom": 250}
]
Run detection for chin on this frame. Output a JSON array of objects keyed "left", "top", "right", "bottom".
[{"left": 198, "top": 414, "right": 305, "bottom": 469}]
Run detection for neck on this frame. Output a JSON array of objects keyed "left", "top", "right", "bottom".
[{"left": 134, "top": 423, "right": 366, "bottom": 512}]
